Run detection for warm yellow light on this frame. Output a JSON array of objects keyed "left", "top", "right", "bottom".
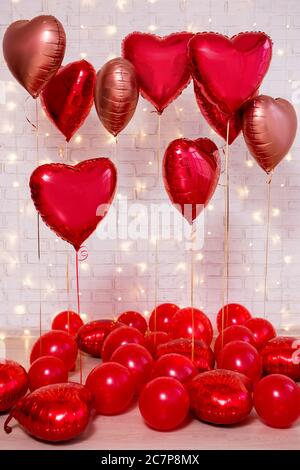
[
  {"left": 13, "top": 181, "right": 19, "bottom": 188},
  {"left": 252, "top": 211, "right": 263, "bottom": 223},
  {"left": 6, "top": 101, "right": 16, "bottom": 111},
  {"left": 207, "top": 204, "right": 214, "bottom": 211},
  {"left": 116, "top": 267, "right": 123, "bottom": 273},
  {"left": 15, "top": 304, "right": 26, "bottom": 315},
  {"left": 107, "top": 25, "right": 117, "bottom": 35},
  {"left": 284, "top": 255, "right": 292, "bottom": 264},
  {"left": 80, "top": 52, "right": 87, "bottom": 59},
  {"left": 138, "top": 263, "right": 147, "bottom": 273},
  {"left": 246, "top": 160, "right": 254, "bottom": 168},
  {"left": 272, "top": 208, "right": 280, "bottom": 217},
  {"left": 277, "top": 48, "right": 285, "bottom": 56},
  {"left": 286, "top": 153, "right": 292, "bottom": 161},
  {"left": 148, "top": 25, "right": 157, "bottom": 32},
  {"left": 75, "top": 135, "right": 82, "bottom": 143},
  {"left": 176, "top": 262, "right": 186, "bottom": 272},
  {"left": 196, "top": 253, "right": 204, "bottom": 261},
  {"left": 23, "top": 329, "right": 31, "bottom": 336}
]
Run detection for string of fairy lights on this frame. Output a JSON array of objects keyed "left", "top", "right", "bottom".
[{"left": 0, "top": 0, "right": 298, "bottom": 341}]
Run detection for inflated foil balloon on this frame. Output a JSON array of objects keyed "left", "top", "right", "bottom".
[
  {"left": 94, "top": 58, "right": 139, "bottom": 137},
  {"left": 144, "top": 331, "right": 170, "bottom": 357},
  {"left": 28, "top": 356, "right": 68, "bottom": 392},
  {"left": 218, "top": 340, "right": 262, "bottom": 383},
  {"left": 117, "top": 311, "right": 148, "bottom": 335},
  {"left": 151, "top": 353, "right": 197, "bottom": 384},
  {"left": 40, "top": 60, "right": 96, "bottom": 141},
  {"left": 52, "top": 310, "right": 84, "bottom": 336},
  {"left": 163, "top": 138, "right": 220, "bottom": 224},
  {"left": 260, "top": 336, "right": 300, "bottom": 381},
  {"left": 4, "top": 383, "right": 93, "bottom": 442},
  {"left": 216, "top": 303, "right": 252, "bottom": 332},
  {"left": 170, "top": 307, "right": 213, "bottom": 345},
  {"left": 188, "top": 369, "right": 253, "bottom": 425},
  {"left": 30, "top": 330, "right": 78, "bottom": 371},
  {"left": 0, "top": 360, "right": 28, "bottom": 412},
  {"left": 156, "top": 338, "right": 215, "bottom": 372},
  {"left": 242, "top": 95, "right": 297, "bottom": 173},
  {"left": 101, "top": 326, "right": 146, "bottom": 362},
  {"left": 214, "top": 325, "right": 257, "bottom": 360},
  {"left": 122, "top": 32, "right": 193, "bottom": 114},
  {"left": 76, "top": 319, "right": 123, "bottom": 358},
  {"left": 148, "top": 303, "right": 179, "bottom": 333},
  {"left": 3, "top": 15, "right": 66, "bottom": 98},
  {"left": 245, "top": 317, "right": 276, "bottom": 349},
  {"left": 194, "top": 81, "right": 242, "bottom": 144},
  {"left": 189, "top": 32, "right": 272, "bottom": 115},
  {"left": 30, "top": 158, "right": 117, "bottom": 251}
]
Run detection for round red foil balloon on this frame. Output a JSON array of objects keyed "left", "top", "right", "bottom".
[
  {"left": 216, "top": 303, "right": 252, "bottom": 332},
  {"left": 101, "top": 326, "right": 146, "bottom": 362},
  {"left": 152, "top": 353, "right": 197, "bottom": 384},
  {"left": 144, "top": 331, "right": 170, "bottom": 357},
  {"left": 260, "top": 336, "right": 300, "bottom": 381},
  {"left": 51, "top": 310, "right": 84, "bottom": 336},
  {"left": 40, "top": 60, "right": 96, "bottom": 141},
  {"left": 148, "top": 303, "right": 179, "bottom": 333},
  {"left": 188, "top": 369, "right": 253, "bottom": 425},
  {"left": 214, "top": 325, "right": 257, "bottom": 360},
  {"left": 76, "top": 319, "right": 123, "bottom": 358},
  {"left": 245, "top": 317, "right": 276, "bottom": 349},
  {"left": 0, "top": 360, "right": 28, "bottom": 412},
  {"left": 188, "top": 32, "right": 272, "bottom": 115},
  {"left": 28, "top": 356, "right": 68, "bottom": 392},
  {"left": 163, "top": 138, "right": 220, "bottom": 224},
  {"left": 117, "top": 311, "right": 148, "bottom": 335},
  {"left": 4, "top": 383, "right": 92, "bottom": 442},
  {"left": 30, "top": 158, "right": 117, "bottom": 251},
  {"left": 157, "top": 338, "right": 215, "bottom": 372},
  {"left": 122, "top": 32, "right": 193, "bottom": 114},
  {"left": 3, "top": 15, "right": 66, "bottom": 98},
  {"left": 139, "top": 377, "right": 190, "bottom": 431},
  {"left": 85, "top": 362, "right": 134, "bottom": 415},
  {"left": 218, "top": 340, "right": 262, "bottom": 383},
  {"left": 254, "top": 374, "right": 300, "bottom": 428},
  {"left": 30, "top": 330, "right": 78, "bottom": 371},
  {"left": 170, "top": 307, "right": 213, "bottom": 346},
  {"left": 193, "top": 81, "right": 242, "bottom": 144},
  {"left": 111, "top": 344, "right": 153, "bottom": 394}
]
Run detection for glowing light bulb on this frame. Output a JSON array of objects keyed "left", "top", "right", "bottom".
[
  {"left": 272, "top": 208, "right": 280, "bottom": 217},
  {"left": 118, "top": 296, "right": 122, "bottom": 301},
  {"left": 148, "top": 25, "right": 157, "bottom": 32},
  {"left": 252, "top": 211, "right": 262, "bottom": 223},
  {"left": 284, "top": 255, "right": 292, "bottom": 264},
  {"left": 6, "top": 101, "right": 16, "bottom": 111},
  {"left": 246, "top": 160, "right": 254, "bottom": 168},
  {"left": 107, "top": 25, "right": 117, "bottom": 35},
  {"left": 207, "top": 204, "right": 214, "bottom": 211},
  {"left": 277, "top": 48, "right": 285, "bottom": 56},
  {"left": 23, "top": 329, "right": 31, "bottom": 336},
  {"left": 138, "top": 263, "right": 147, "bottom": 273},
  {"left": 286, "top": 153, "right": 292, "bottom": 161},
  {"left": 80, "top": 52, "right": 87, "bottom": 59},
  {"left": 13, "top": 181, "right": 19, "bottom": 188},
  {"left": 15, "top": 305, "right": 26, "bottom": 315},
  {"left": 116, "top": 266, "right": 123, "bottom": 273},
  {"left": 196, "top": 253, "right": 203, "bottom": 261},
  {"left": 75, "top": 135, "right": 82, "bottom": 143}
]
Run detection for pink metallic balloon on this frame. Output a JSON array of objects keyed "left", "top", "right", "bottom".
[
  {"left": 4, "top": 383, "right": 93, "bottom": 442},
  {"left": 3, "top": 15, "right": 66, "bottom": 98},
  {"left": 0, "top": 360, "right": 28, "bottom": 412},
  {"left": 76, "top": 319, "right": 123, "bottom": 358},
  {"left": 122, "top": 32, "right": 193, "bottom": 114},
  {"left": 189, "top": 32, "right": 272, "bottom": 115},
  {"left": 260, "top": 336, "right": 300, "bottom": 381},
  {"left": 163, "top": 138, "right": 220, "bottom": 224},
  {"left": 94, "top": 58, "right": 139, "bottom": 137},
  {"left": 188, "top": 369, "right": 253, "bottom": 425},
  {"left": 30, "top": 158, "right": 117, "bottom": 251},
  {"left": 242, "top": 95, "right": 297, "bottom": 174},
  {"left": 40, "top": 60, "right": 96, "bottom": 142},
  {"left": 194, "top": 81, "right": 242, "bottom": 144}
]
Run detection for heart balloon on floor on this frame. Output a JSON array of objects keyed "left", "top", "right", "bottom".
[
  {"left": 76, "top": 319, "right": 123, "bottom": 357},
  {"left": 40, "top": 60, "right": 96, "bottom": 142},
  {"left": 0, "top": 360, "right": 28, "bottom": 412},
  {"left": 156, "top": 338, "right": 215, "bottom": 372},
  {"left": 189, "top": 32, "right": 272, "bottom": 115},
  {"left": 4, "top": 383, "right": 93, "bottom": 442},
  {"left": 122, "top": 32, "right": 193, "bottom": 114},
  {"left": 2, "top": 15, "right": 66, "bottom": 98},
  {"left": 194, "top": 82, "right": 242, "bottom": 144},
  {"left": 188, "top": 369, "right": 253, "bottom": 425},
  {"left": 30, "top": 158, "right": 117, "bottom": 251},
  {"left": 242, "top": 95, "right": 297, "bottom": 173},
  {"left": 163, "top": 138, "right": 220, "bottom": 224},
  {"left": 94, "top": 58, "right": 139, "bottom": 137},
  {"left": 260, "top": 336, "right": 300, "bottom": 381}
]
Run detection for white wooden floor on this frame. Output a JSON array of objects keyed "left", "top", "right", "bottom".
[{"left": 0, "top": 337, "right": 299, "bottom": 450}]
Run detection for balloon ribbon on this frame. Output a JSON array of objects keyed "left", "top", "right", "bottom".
[
  {"left": 154, "top": 113, "right": 161, "bottom": 338},
  {"left": 190, "top": 222, "right": 196, "bottom": 361},
  {"left": 263, "top": 173, "right": 273, "bottom": 317},
  {"left": 75, "top": 250, "right": 82, "bottom": 384},
  {"left": 35, "top": 100, "right": 43, "bottom": 344}
]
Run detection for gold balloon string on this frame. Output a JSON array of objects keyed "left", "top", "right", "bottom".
[
  {"left": 66, "top": 251, "right": 70, "bottom": 332},
  {"left": 75, "top": 250, "right": 83, "bottom": 384},
  {"left": 154, "top": 113, "right": 162, "bottom": 338},
  {"left": 221, "top": 119, "right": 230, "bottom": 347},
  {"left": 263, "top": 172, "right": 273, "bottom": 318},
  {"left": 190, "top": 222, "right": 196, "bottom": 362},
  {"left": 114, "top": 136, "right": 118, "bottom": 317},
  {"left": 35, "top": 100, "right": 43, "bottom": 342}
]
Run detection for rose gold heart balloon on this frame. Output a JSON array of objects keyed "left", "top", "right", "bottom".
[
  {"left": 163, "top": 138, "right": 220, "bottom": 224},
  {"left": 243, "top": 95, "right": 297, "bottom": 173},
  {"left": 94, "top": 58, "right": 139, "bottom": 137},
  {"left": 2, "top": 15, "right": 66, "bottom": 98}
]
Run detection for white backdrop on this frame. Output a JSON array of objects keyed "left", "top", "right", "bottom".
[{"left": 0, "top": 0, "right": 300, "bottom": 335}]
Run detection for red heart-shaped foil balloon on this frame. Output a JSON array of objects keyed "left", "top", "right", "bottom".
[
  {"left": 0, "top": 360, "right": 28, "bottom": 412},
  {"left": 76, "top": 319, "right": 124, "bottom": 357},
  {"left": 194, "top": 81, "right": 242, "bottom": 144},
  {"left": 188, "top": 369, "right": 253, "bottom": 425},
  {"left": 163, "top": 138, "right": 220, "bottom": 224},
  {"left": 189, "top": 32, "right": 272, "bottom": 115},
  {"left": 156, "top": 338, "right": 215, "bottom": 372},
  {"left": 30, "top": 158, "right": 117, "bottom": 251},
  {"left": 260, "top": 336, "right": 300, "bottom": 381},
  {"left": 122, "top": 32, "right": 193, "bottom": 114},
  {"left": 40, "top": 60, "right": 96, "bottom": 142},
  {"left": 3, "top": 15, "right": 66, "bottom": 98},
  {"left": 4, "top": 383, "right": 93, "bottom": 442}
]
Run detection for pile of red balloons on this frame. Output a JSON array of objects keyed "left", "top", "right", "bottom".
[{"left": 2, "top": 303, "right": 300, "bottom": 443}]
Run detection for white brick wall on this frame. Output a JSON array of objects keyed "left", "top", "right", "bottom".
[{"left": 0, "top": 0, "right": 300, "bottom": 334}]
